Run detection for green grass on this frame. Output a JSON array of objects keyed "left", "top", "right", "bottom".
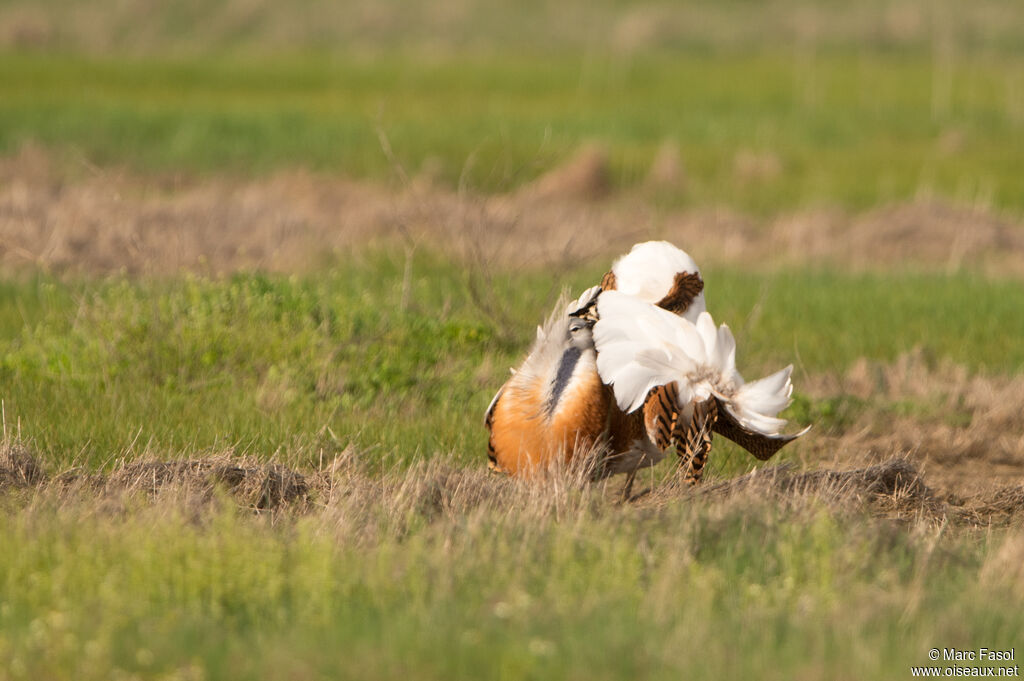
[
  {"left": 2, "top": 51, "right": 1023, "bottom": 213},
  {"left": 1, "top": 483, "right": 1021, "bottom": 681},
  {"left": 1, "top": 254, "right": 1022, "bottom": 471}
]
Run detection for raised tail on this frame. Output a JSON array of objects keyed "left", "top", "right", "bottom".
[{"left": 593, "top": 290, "right": 808, "bottom": 461}]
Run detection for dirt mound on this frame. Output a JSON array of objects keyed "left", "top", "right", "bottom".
[
  {"left": 102, "top": 459, "right": 311, "bottom": 510},
  {"left": 695, "top": 458, "right": 947, "bottom": 520},
  {"left": 693, "top": 458, "right": 1023, "bottom": 525},
  {"left": 523, "top": 144, "right": 611, "bottom": 201},
  {"left": 21, "top": 453, "right": 315, "bottom": 510}
]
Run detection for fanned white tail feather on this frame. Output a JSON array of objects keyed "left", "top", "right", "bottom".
[
  {"left": 594, "top": 291, "right": 795, "bottom": 436},
  {"left": 727, "top": 366, "right": 794, "bottom": 434}
]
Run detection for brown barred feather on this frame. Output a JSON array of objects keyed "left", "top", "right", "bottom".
[
  {"left": 674, "top": 398, "right": 718, "bottom": 485},
  {"left": 484, "top": 386, "right": 503, "bottom": 471},
  {"left": 655, "top": 271, "right": 704, "bottom": 315},
  {"left": 484, "top": 384, "right": 503, "bottom": 431},
  {"left": 600, "top": 270, "right": 617, "bottom": 291},
  {"left": 643, "top": 382, "right": 680, "bottom": 450},
  {"left": 711, "top": 398, "right": 802, "bottom": 460}
]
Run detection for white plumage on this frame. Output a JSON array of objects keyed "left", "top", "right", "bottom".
[
  {"left": 609, "top": 241, "right": 707, "bottom": 323},
  {"left": 594, "top": 290, "right": 802, "bottom": 439}
]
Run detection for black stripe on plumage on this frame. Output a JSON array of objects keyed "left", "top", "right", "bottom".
[{"left": 545, "top": 346, "right": 583, "bottom": 417}]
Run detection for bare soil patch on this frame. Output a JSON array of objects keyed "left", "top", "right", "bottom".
[
  {"left": 3, "top": 147, "right": 1023, "bottom": 277},
  {"left": 801, "top": 350, "right": 1024, "bottom": 497},
  {"left": 697, "top": 459, "right": 1024, "bottom": 526}
]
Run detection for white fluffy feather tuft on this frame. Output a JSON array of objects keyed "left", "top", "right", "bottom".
[
  {"left": 594, "top": 291, "right": 795, "bottom": 436},
  {"left": 610, "top": 241, "right": 707, "bottom": 322},
  {"left": 513, "top": 290, "right": 586, "bottom": 391}
]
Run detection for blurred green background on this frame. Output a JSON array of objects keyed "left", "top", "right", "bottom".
[{"left": 1, "top": 0, "right": 1022, "bottom": 212}]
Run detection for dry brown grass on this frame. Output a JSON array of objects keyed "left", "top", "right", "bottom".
[
  {"left": 695, "top": 458, "right": 946, "bottom": 521},
  {"left": 0, "top": 0, "right": 1018, "bottom": 56},
  {"left": 801, "top": 350, "right": 1024, "bottom": 498},
  {"left": 4, "top": 439, "right": 1022, "bottom": 528},
  {"left": 3, "top": 147, "right": 1023, "bottom": 277},
  {"left": 0, "top": 442, "right": 45, "bottom": 489},
  {"left": 981, "top": 532, "right": 1024, "bottom": 597}
]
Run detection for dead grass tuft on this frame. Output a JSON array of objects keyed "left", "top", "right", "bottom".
[
  {"left": 646, "top": 139, "right": 687, "bottom": 191},
  {"left": 955, "top": 486, "right": 1024, "bottom": 526},
  {"left": 0, "top": 442, "right": 46, "bottom": 489},
  {"left": 733, "top": 149, "right": 783, "bottom": 183}
]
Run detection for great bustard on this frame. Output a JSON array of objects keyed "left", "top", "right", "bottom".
[{"left": 484, "top": 241, "right": 808, "bottom": 492}]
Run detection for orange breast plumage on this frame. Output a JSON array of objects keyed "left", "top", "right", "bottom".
[{"left": 488, "top": 322, "right": 610, "bottom": 476}]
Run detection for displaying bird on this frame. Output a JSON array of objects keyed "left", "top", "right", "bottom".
[
  {"left": 484, "top": 240, "right": 807, "bottom": 492},
  {"left": 593, "top": 291, "right": 810, "bottom": 488},
  {"left": 486, "top": 241, "right": 704, "bottom": 479}
]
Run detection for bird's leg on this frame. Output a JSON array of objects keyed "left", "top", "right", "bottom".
[
  {"left": 620, "top": 468, "right": 638, "bottom": 502},
  {"left": 675, "top": 446, "right": 694, "bottom": 477},
  {"left": 683, "top": 442, "right": 711, "bottom": 486},
  {"left": 673, "top": 398, "right": 718, "bottom": 486}
]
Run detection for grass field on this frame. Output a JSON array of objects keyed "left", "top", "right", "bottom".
[
  {"left": 2, "top": 51, "right": 1023, "bottom": 214},
  {"left": 2, "top": 1, "right": 1023, "bottom": 679},
  {"left": 1, "top": 260, "right": 1023, "bottom": 468},
  {"left": 2, "top": 248, "right": 1023, "bottom": 680},
  {"left": 2, "top": 466, "right": 1022, "bottom": 681}
]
